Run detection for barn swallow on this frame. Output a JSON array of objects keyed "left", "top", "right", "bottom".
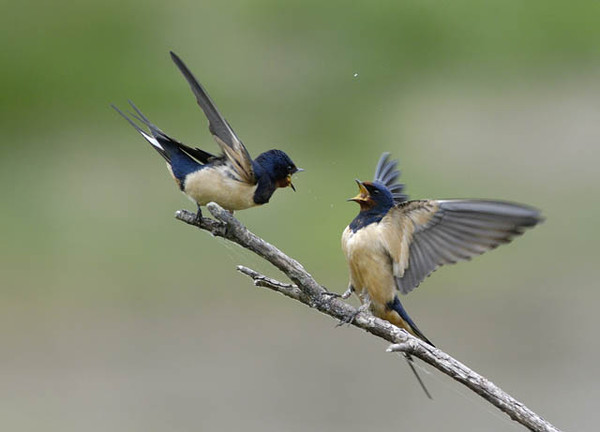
[
  {"left": 112, "top": 51, "right": 301, "bottom": 218},
  {"left": 341, "top": 153, "right": 542, "bottom": 396},
  {"left": 342, "top": 152, "right": 542, "bottom": 341}
]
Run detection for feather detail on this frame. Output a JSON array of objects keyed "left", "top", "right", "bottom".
[
  {"left": 170, "top": 52, "right": 255, "bottom": 184},
  {"left": 373, "top": 152, "right": 408, "bottom": 204},
  {"left": 387, "top": 199, "right": 542, "bottom": 294}
]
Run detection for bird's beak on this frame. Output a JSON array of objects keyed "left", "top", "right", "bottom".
[
  {"left": 348, "top": 179, "right": 370, "bottom": 202},
  {"left": 286, "top": 174, "right": 296, "bottom": 192},
  {"left": 289, "top": 168, "right": 303, "bottom": 192}
]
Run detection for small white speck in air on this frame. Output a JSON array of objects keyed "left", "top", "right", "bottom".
[{"left": 353, "top": 73, "right": 359, "bottom": 78}]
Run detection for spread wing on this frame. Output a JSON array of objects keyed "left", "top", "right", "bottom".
[
  {"left": 373, "top": 152, "right": 408, "bottom": 204},
  {"left": 170, "top": 51, "right": 255, "bottom": 183},
  {"left": 384, "top": 199, "right": 543, "bottom": 295}
]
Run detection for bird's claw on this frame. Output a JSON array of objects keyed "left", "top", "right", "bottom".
[
  {"left": 320, "top": 291, "right": 342, "bottom": 299},
  {"left": 336, "top": 302, "right": 371, "bottom": 327},
  {"left": 340, "top": 288, "right": 354, "bottom": 300},
  {"left": 321, "top": 285, "right": 354, "bottom": 300},
  {"left": 336, "top": 310, "right": 360, "bottom": 327}
]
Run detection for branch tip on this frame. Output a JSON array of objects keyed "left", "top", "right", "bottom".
[{"left": 175, "top": 204, "right": 562, "bottom": 432}]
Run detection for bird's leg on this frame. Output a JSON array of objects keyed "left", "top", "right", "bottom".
[
  {"left": 320, "top": 283, "right": 354, "bottom": 300},
  {"left": 337, "top": 292, "right": 371, "bottom": 327},
  {"left": 194, "top": 204, "right": 203, "bottom": 223},
  {"left": 341, "top": 284, "right": 355, "bottom": 299}
]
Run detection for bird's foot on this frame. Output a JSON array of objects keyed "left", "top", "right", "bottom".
[
  {"left": 340, "top": 286, "right": 354, "bottom": 300},
  {"left": 321, "top": 286, "right": 353, "bottom": 300},
  {"left": 336, "top": 301, "right": 371, "bottom": 327},
  {"left": 320, "top": 290, "right": 342, "bottom": 299}
]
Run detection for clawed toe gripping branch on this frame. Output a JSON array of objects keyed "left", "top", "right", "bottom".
[{"left": 175, "top": 202, "right": 561, "bottom": 432}]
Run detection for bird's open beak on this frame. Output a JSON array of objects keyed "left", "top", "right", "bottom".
[
  {"left": 348, "top": 179, "right": 370, "bottom": 202},
  {"left": 289, "top": 168, "right": 304, "bottom": 192},
  {"left": 285, "top": 174, "right": 296, "bottom": 192}
]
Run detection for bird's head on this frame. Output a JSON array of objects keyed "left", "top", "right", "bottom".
[
  {"left": 255, "top": 149, "right": 303, "bottom": 191},
  {"left": 348, "top": 180, "right": 394, "bottom": 212}
]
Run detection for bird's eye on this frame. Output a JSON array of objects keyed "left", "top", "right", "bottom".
[
  {"left": 287, "top": 165, "right": 293, "bottom": 172},
  {"left": 373, "top": 189, "right": 380, "bottom": 195}
]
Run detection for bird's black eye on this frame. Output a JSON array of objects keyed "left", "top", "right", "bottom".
[
  {"left": 287, "top": 165, "right": 293, "bottom": 172},
  {"left": 373, "top": 189, "right": 380, "bottom": 195}
]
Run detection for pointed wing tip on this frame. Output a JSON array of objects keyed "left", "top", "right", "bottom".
[
  {"left": 170, "top": 50, "right": 182, "bottom": 64},
  {"left": 526, "top": 205, "right": 544, "bottom": 224},
  {"left": 535, "top": 213, "right": 545, "bottom": 225},
  {"left": 525, "top": 212, "right": 544, "bottom": 228}
]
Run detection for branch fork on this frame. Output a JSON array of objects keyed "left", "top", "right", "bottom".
[{"left": 175, "top": 202, "right": 561, "bottom": 432}]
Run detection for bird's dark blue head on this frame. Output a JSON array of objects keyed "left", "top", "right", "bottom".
[
  {"left": 349, "top": 180, "right": 395, "bottom": 211},
  {"left": 348, "top": 180, "right": 394, "bottom": 231},
  {"left": 254, "top": 149, "right": 302, "bottom": 190}
]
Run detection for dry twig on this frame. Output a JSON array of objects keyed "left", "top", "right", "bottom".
[{"left": 175, "top": 202, "right": 562, "bottom": 432}]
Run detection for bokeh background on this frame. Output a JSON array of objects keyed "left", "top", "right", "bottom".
[{"left": 2, "top": 1, "right": 599, "bottom": 431}]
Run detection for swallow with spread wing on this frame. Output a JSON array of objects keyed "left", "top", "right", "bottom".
[
  {"left": 113, "top": 52, "right": 302, "bottom": 218},
  {"left": 341, "top": 153, "right": 543, "bottom": 344}
]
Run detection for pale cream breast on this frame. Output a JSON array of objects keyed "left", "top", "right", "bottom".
[
  {"left": 183, "top": 166, "right": 258, "bottom": 211},
  {"left": 342, "top": 223, "right": 397, "bottom": 307}
]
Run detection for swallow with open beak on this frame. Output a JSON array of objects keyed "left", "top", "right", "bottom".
[
  {"left": 342, "top": 152, "right": 542, "bottom": 342},
  {"left": 341, "top": 153, "right": 543, "bottom": 395},
  {"left": 113, "top": 52, "right": 302, "bottom": 218}
]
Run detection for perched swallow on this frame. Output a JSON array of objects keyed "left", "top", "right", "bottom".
[
  {"left": 341, "top": 153, "right": 543, "bottom": 344},
  {"left": 113, "top": 51, "right": 301, "bottom": 217}
]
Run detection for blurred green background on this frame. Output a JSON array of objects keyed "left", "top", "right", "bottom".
[{"left": 2, "top": 1, "right": 599, "bottom": 431}]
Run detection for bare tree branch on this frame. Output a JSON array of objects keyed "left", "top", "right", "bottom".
[{"left": 175, "top": 203, "right": 562, "bottom": 432}]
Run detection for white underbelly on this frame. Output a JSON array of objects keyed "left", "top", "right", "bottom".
[{"left": 183, "top": 167, "right": 259, "bottom": 211}]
